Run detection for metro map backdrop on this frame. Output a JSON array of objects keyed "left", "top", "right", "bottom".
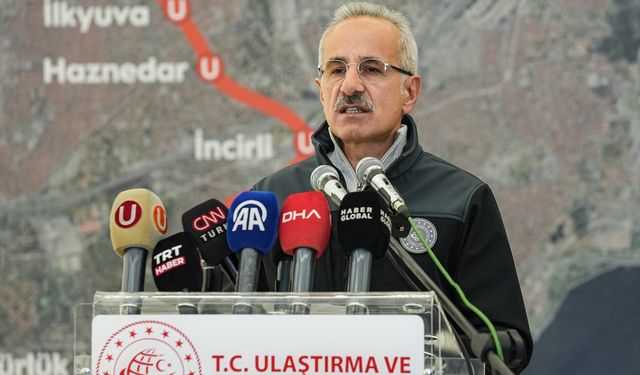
[{"left": 1, "top": 1, "right": 639, "bottom": 373}]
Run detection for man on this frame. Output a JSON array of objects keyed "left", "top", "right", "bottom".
[{"left": 254, "top": 2, "right": 532, "bottom": 372}]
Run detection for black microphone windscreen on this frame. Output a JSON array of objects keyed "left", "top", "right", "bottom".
[
  {"left": 182, "top": 199, "right": 235, "bottom": 265},
  {"left": 152, "top": 232, "right": 203, "bottom": 292},
  {"left": 270, "top": 238, "right": 292, "bottom": 265},
  {"left": 337, "top": 191, "right": 391, "bottom": 259}
]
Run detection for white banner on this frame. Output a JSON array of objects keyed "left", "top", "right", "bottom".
[{"left": 91, "top": 314, "right": 424, "bottom": 375}]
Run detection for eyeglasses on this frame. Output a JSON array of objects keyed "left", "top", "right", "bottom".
[{"left": 318, "top": 58, "right": 414, "bottom": 84}]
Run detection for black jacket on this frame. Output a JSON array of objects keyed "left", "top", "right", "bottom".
[{"left": 254, "top": 114, "right": 532, "bottom": 370}]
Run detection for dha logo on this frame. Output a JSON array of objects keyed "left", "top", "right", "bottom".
[
  {"left": 96, "top": 321, "right": 201, "bottom": 375},
  {"left": 115, "top": 200, "right": 142, "bottom": 228},
  {"left": 232, "top": 200, "right": 267, "bottom": 232},
  {"left": 43, "top": 0, "right": 150, "bottom": 33},
  {"left": 194, "top": 129, "right": 274, "bottom": 161},
  {"left": 281, "top": 209, "right": 321, "bottom": 223}
]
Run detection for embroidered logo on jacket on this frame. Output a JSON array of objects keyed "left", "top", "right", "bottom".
[{"left": 400, "top": 218, "right": 437, "bottom": 254}]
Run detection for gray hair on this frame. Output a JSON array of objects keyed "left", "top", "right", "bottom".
[{"left": 317, "top": 2, "right": 419, "bottom": 75}]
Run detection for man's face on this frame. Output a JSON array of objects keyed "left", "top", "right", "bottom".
[{"left": 315, "top": 17, "right": 420, "bottom": 147}]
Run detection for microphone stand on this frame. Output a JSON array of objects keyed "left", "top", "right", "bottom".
[
  {"left": 345, "top": 248, "right": 372, "bottom": 315},
  {"left": 385, "top": 237, "right": 516, "bottom": 375},
  {"left": 312, "top": 166, "right": 520, "bottom": 373},
  {"left": 232, "top": 248, "right": 262, "bottom": 315},
  {"left": 290, "top": 248, "right": 315, "bottom": 314},
  {"left": 120, "top": 247, "right": 146, "bottom": 315}
]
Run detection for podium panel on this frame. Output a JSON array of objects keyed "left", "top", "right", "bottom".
[{"left": 74, "top": 291, "right": 484, "bottom": 374}]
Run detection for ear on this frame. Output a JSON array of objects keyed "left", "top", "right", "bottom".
[
  {"left": 401, "top": 75, "right": 422, "bottom": 114},
  {"left": 315, "top": 77, "right": 325, "bottom": 104}
]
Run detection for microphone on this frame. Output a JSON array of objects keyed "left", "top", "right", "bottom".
[
  {"left": 271, "top": 241, "right": 292, "bottom": 292},
  {"left": 109, "top": 188, "right": 167, "bottom": 314},
  {"left": 279, "top": 191, "right": 331, "bottom": 314},
  {"left": 182, "top": 199, "right": 238, "bottom": 291},
  {"left": 271, "top": 240, "right": 293, "bottom": 294},
  {"left": 356, "top": 157, "right": 409, "bottom": 216},
  {"left": 310, "top": 165, "right": 347, "bottom": 206},
  {"left": 337, "top": 191, "right": 391, "bottom": 314},
  {"left": 151, "top": 232, "right": 202, "bottom": 314},
  {"left": 312, "top": 164, "right": 409, "bottom": 238},
  {"left": 270, "top": 241, "right": 293, "bottom": 313},
  {"left": 313, "top": 168, "right": 518, "bottom": 373},
  {"left": 227, "top": 191, "right": 279, "bottom": 314},
  {"left": 311, "top": 165, "right": 422, "bottom": 289}
]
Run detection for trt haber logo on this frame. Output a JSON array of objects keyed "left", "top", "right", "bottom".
[
  {"left": 232, "top": 200, "right": 267, "bottom": 232},
  {"left": 115, "top": 201, "right": 142, "bottom": 228},
  {"left": 95, "top": 320, "right": 201, "bottom": 375},
  {"left": 153, "top": 245, "right": 186, "bottom": 277},
  {"left": 153, "top": 204, "right": 168, "bottom": 234}
]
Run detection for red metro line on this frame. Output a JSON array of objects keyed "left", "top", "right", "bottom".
[{"left": 158, "top": 0, "right": 315, "bottom": 172}]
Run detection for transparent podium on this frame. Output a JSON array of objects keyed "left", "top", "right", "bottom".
[{"left": 74, "top": 291, "right": 484, "bottom": 374}]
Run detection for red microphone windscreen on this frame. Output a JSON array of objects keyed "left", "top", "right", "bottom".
[{"left": 279, "top": 191, "right": 331, "bottom": 257}]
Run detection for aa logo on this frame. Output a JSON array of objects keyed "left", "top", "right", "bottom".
[
  {"left": 115, "top": 200, "right": 142, "bottom": 228},
  {"left": 153, "top": 204, "right": 168, "bottom": 234},
  {"left": 232, "top": 200, "right": 267, "bottom": 232},
  {"left": 95, "top": 320, "right": 202, "bottom": 375}
]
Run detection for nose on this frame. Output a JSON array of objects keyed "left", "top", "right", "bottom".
[{"left": 339, "top": 65, "right": 365, "bottom": 96}]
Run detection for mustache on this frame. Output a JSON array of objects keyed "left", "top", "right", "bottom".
[{"left": 334, "top": 94, "right": 374, "bottom": 112}]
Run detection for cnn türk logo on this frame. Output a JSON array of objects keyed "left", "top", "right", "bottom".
[{"left": 192, "top": 207, "right": 226, "bottom": 232}]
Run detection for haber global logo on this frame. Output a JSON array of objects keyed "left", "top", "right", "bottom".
[
  {"left": 95, "top": 320, "right": 201, "bottom": 375},
  {"left": 115, "top": 201, "right": 142, "bottom": 228}
]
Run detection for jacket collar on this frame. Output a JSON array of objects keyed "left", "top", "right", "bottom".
[{"left": 311, "top": 114, "right": 423, "bottom": 179}]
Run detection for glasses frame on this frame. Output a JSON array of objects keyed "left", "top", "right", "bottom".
[{"left": 317, "top": 58, "right": 414, "bottom": 83}]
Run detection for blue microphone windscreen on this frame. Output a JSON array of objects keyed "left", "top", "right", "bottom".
[{"left": 227, "top": 191, "right": 279, "bottom": 254}]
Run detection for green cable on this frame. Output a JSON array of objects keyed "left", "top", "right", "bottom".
[{"left": 407, "top": 216, "right": 504, "bottom": 360}]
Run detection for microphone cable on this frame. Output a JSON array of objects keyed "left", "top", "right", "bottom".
[
  {"left": 451, "top": 322, "right": 475, "bottom": 375},
  {"left": 407, "top": 216, "right": 505, "bottom": 361}
]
